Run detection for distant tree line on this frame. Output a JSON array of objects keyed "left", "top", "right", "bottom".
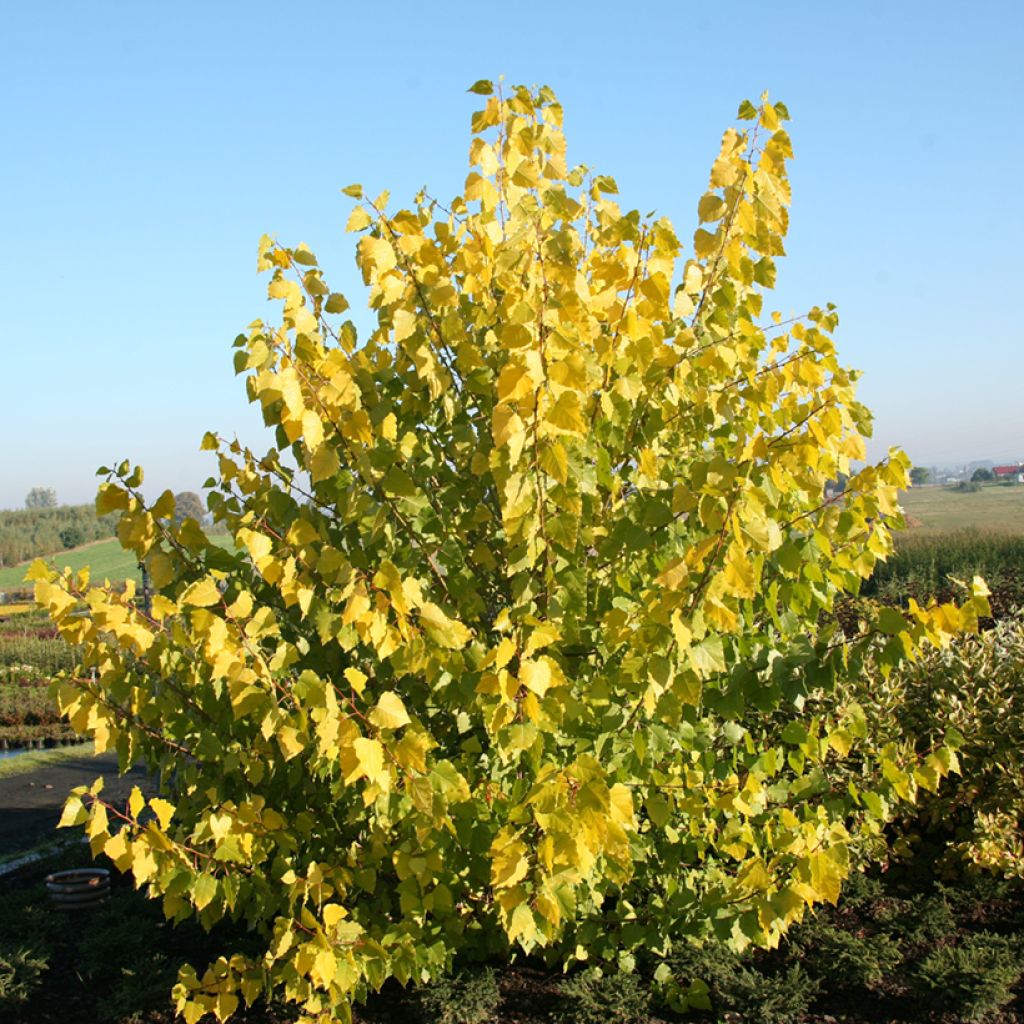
[{"left": 0, "top": 503, "right": 119, "bottom": 567}]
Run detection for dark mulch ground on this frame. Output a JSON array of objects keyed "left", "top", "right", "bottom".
[
  {"left": 0, "top": 752, "right": 154, "bottom": 859},
  {"left": 2, "top": 847, "right": 1022, "bottom": 1024}
]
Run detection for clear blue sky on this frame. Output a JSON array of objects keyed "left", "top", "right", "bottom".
[{"left": 2, "top": 0, "right": 1022, "bottom": 510}]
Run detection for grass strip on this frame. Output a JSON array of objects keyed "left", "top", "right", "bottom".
[{"left": 0, "top": 741, "right": 94, "bottom": 780}]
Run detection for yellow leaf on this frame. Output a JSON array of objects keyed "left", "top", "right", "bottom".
[
  {"left": 277, "top": 726, "right": 305, "bottom": 760},
  {"left": 293, "top": 243, "right": 317, "bottom": 265},
  {"left": 369, "top": 692, "right": 411, "bottom": 730},
  {"left": 683, "top": 261, "right": 703, "bottom": 293},
  {"left": 183, "top": 1003, "right": 205, "bottom": 1024},
  {"left": 181, "top": 577, "right": 221, "bottom": 608},
  {"left": 545, "top": 392, "right": 586, "bottom": 435},
  {"left": 697, "top": 193, "right": 727, "bottom": 223},
  {"left": 58, "top": 795, "right": 88, "bottom": 828},
  {"left": 301, "top": 409, "right": 325, "bottom": 451},
  {"left": 192, "top": 873, "right": 218, "bottom": 910},
  {"left": 214, "top": 991, "right": 239, "bottom": 1023},
  {"left": 638, "top": 448, "right": 658, "bottom": 479},
  {"left": 148, "top": 552, "right": 175, "bottom": 589},
  {"left": 96, "top": 483, "right": 129, "bottom": 516},
  {"left": 151, "top": 489, "right": 176, "bottom": 520},
  {"left": 359, "top": 236, "right": 397, "bottom": 276},
  {"left": 393, "top": 308, "right": 417, "bottom": 343},
  {"left": 523, "top": 622, "right": 561, "bottom": 657},
  {"left": 497, "top": 363, "right": 534, "bottom": 404},
  {"left": 493, "top": 405, "right": 526, "bottom": 449},
  {"left": 346, "top": 206, "right": 372, "bottom": 232},
  {"left": 470, "top": 137, "right": 499, "bottom": 175},
  {"left": 693, "top": 228, "right": 718, "bottom": 259},
  {"left": 737, "top": 857, "right": 773, "bottom": 892},
  {"left": 344, "top": 667, "right": 368, "bottom": 694},
  {"left": 508, "top": 902, "right": 538, "bottom": 946},
  {"left": 86, "top": 801, "right": 109, "bottom": 847},
  {"left": 519, "top": 658, "right": 551, "bottom": 696},
  {"left": 129, "top": 787, "right": 146, "bottom": 820},
  {"left": 151, "top": 595, "right": 177, "bottom": 619},
  {"left": 322, "top": 903, "right": 347, "bottom": 929},
  {"left": 538, "top": 440, "right": 568, "bottom": 483},
  {"left": 394, "top": 729, "right": 430, "bottom": 773},
  {"left": 310, "top": 444, "right": 340, "bottom": 483},
  {"left": 828, "top": 728, "right": 854, "bottom": 757},
  {"left": 419, "top": 602, "right": 472, "bottom": 649},
  {"left": 26, "top": 559, "right": 53, "bottom": 583},
  {"left": 803, "top": 848, "right": 846, "bottom": 905},
  {"left": 313, "top": 948, "right": 337, "bottom": 986},
  {"left": 150, "top": 798, "right": 175, "bottom": 831},
  {"left": 609, "top": 784, "right": 635, "bottom": 827},
  {"left": 351, "top": 737, "right": 385, "bottom": 784},
  {"left": 490, "top": 832, "right": 529, "bottom": 889},
  {"left": 494, "top": 637, "right": 516, "bottom": 670},
  {"left": 673, "top": 289, "right": 695, "bottom": 318},
  {"left": 723, "top": 548, "right": 757, "bottom": 599},
  {"left": 104, "top": 829, "right": 132, "bottom": 870}
]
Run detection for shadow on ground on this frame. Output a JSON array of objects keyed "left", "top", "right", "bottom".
[{"left": 0, "top": 754, "right": 153, "bottom": 858}]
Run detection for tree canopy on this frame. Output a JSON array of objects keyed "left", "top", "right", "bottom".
[
  {"left": 173, "top": 490, "right": 207, "bottom": 525},
  {"left": 25, "top": 486, "right": 57, "bottom": 509},
  {"left": 34, "top": 82, "right": 987, "bottom": 1024}
]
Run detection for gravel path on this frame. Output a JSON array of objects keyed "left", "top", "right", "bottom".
[{"left": 0, "top": 752, "right": 154, "bottom": 858}]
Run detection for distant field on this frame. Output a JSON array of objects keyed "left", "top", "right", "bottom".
[
  {"left": 0, "top": 534, "right": 235, "bottom": 588},
  {"left": 1, "top": 488, "right": 1018, "bottom": 588},
  {"left": 899, "top": 483, "right": 1024, "bottom": 535}
]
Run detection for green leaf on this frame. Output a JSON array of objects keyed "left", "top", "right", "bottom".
[
  {"left": 781, "top": 721, "right": 808, "bottom": 746},
  {"left": 737, "top": 99, "right": 758, "bottom": 120},
  {"left": 876, "top": 606, "right": 907, "bottom": 636},
  {"left": 381, "top": 466, "right": 417, "bottom": 498},
  {"left": 690, "top": 636, "right": 726, "bottom": 677}
]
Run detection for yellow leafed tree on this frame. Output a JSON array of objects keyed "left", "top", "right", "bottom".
[{"left": 34, "top": 81, "right": 987, "bottom": 1023}]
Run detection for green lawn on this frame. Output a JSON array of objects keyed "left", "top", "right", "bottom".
[
  {"left": 0, "top": 741, "right": 95, "bottom": 781},
  {"left": 900, "top": 483, "right": 1024, "bottom": 535},
  {"left": 0, "top": 535, "right": 235, "bottom": 588}
]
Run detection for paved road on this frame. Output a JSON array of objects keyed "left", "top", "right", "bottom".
[{"left": 0, "top": 753, "right": 154, "bottom": 858}]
